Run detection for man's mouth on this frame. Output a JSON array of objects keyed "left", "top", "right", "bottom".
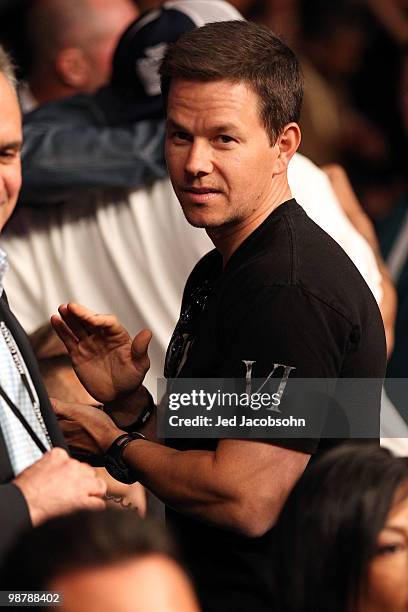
[
  {"left": 182, "top": 187, "right": 222, "bottom": 203},
  {"left": 183, "top": 187, "right": 221, "bottom": 194}
]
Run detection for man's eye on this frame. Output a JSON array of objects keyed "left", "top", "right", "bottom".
[
  {"left": 172, "top": 132, "right": 190, "bottom": 142},
  {"left": 217, "top": 135, "right": 235, "bottom": 144},
  {"left": 0, "top": 149, "right": 19, "bottom": 160}
]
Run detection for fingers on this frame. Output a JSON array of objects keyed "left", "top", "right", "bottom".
[
  {"left": 50, "top": 398, "right": 76, "bottom": 419},
  {"left": 50, "top": 400, "right": 91, "bottom": 426},
  {"left": 67, "top": 303, "right": 125, "bottom": 334},
  {"left": 74, "top": 458, "right": 107, "bottom": 511},
  {"left": 46, "top": 446, "right": 70, "bottom": 462},
  {"left": 131, "top": 329, "right": 152, "bottom": 361},
  {"left": 49, "top": 397, "right": 60, "bottom": 414},
  {"left": 51, "top": 314, "right": 79, "bottom": 353},
  {"left": 54, "top": 303, "right": 130, "bottom": 345},
  {"left": 58, "top": 304, "right": 92, "bottom": 341},
  {"left": 86, "top": 497, "right": 106, "bottom": 510},
  {"left": 89, "top": 472, "right": 108, "bottom": 498},
  {"left": 50, "top": 450, "right": 107, "bottom": 500},
  {"left": 15, "top": 448, "right": 107, "bottom": 524},
  {"left": 53, "top": 303, "right": 106, "bottom": 345}
]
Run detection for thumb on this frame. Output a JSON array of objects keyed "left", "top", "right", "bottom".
[
  {"left": 50, "top": 397, "right": 81, "bottom": 419},
  {"left": 49, "top": 397, "right": 62, "bottom": 414},
  {"left": 131, "top": 329, "right": 152, "bottom": 363},
  {"left": 49, "top": 397, "right": 72, "bottom": 419}
]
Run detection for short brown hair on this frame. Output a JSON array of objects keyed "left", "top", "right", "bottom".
[{"left": 160, "top": 20, "right": 303, "bottom": 144}]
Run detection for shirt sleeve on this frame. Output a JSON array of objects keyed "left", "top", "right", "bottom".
[
  {"left": 216, "top": 283, "right": 352, "bottom": 453},
  {"left": 218, "top": 283, "right": 350, "bottom": 378},
  {"left": 20, "top": 120, "right": 166, "bottom": 206}
]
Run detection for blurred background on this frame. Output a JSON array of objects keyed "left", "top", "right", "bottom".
[{"left": 1, "top": 0, "right": 406, "bottom": 222}]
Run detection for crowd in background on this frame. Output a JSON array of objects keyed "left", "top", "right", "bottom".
[
  {"left": 2, "top": 0, "right": 407, "bottom": 211},
  {"left": 0, "top": 0, "right": 407, "bottom": 610}
]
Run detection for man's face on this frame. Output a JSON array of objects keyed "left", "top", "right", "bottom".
[
  {"left": 0, "top": 74, "right": 22, "bottom": 233},
  {"left": 165, "top": 79, "right": 281, "bottom": 233}
]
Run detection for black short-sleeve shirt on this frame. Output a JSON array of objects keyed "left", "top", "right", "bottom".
[{"left": 165, "top": 199, "right": 386, "bottom": 611}]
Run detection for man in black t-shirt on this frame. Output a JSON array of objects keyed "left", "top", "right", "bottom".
[
  {"left": 162, "top": 201, "right": 385, "bottom": 610},
  {"left": 51, "top": 21, "right": 386, "bottom": 612}
]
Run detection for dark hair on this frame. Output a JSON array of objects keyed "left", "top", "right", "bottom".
[
  {"left": 160, "top": 20, "right": 303, "bottom": 144},
  {"left": 1, "top": 509, "right": 175, "bottom": 590},
  {"left": 272, "top": 443, "right": 408, "bottom": 612}
]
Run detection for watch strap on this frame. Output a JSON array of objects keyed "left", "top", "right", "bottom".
[
  {"left": 104, "top": 432, "right": 146, "bottom": 484},
  {"left": 121, "top": 393, "right": 156, "bottom": 433}
]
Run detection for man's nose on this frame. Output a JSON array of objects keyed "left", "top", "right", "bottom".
[{"left": 184, "top": 140, "right": 213, "bottom": 177}]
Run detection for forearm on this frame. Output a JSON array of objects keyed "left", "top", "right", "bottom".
[
  {"left": 323, "top": 163, "right": 381, "bottom": 254},
  {"left": 122, "top": 439, "right": 245, "bottom": 532},
  {"left": 119, "top": 437, "right": 304, "bottom": 536},
  {"left": 366, "top": 0, "right": 408, "bottom": 44},
  {"left": 323, "top": 163, "right": 397, "bottom": 355},
  {"left": 377, "top": 263, "right": 398, "bottom": 358},
  {"left": 96, "top": 468, "right": 146, "bottom": 516}
]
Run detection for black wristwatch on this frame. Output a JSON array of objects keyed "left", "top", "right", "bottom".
[
  {"left": 109, "top": 392, "right": 156, "bottom": 434},
  {"left": 104, "top": 432, "right": 146, "bottom": 484}
]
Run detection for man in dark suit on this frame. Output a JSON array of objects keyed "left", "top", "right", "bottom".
[{"left": 0, "top": 46, "right": 106, "bottom": 560}]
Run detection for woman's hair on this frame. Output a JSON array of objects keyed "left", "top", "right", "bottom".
[{"left": 272, "top": 443, "right": 408, "bottom": 612}]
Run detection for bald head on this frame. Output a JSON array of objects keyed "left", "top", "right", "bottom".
[{"left": 26, "top": 0, "right": 139, "bottom": 103}]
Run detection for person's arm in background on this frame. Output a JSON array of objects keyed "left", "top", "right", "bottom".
[
  {"left": 323, "top": 163, "right": 397, "bottom": 357},
  {"left": 365, "top": 0, "right": 408, "bottom": 45},
  {"left": 20, "top": 118, "right": 166, "bottom": 206}
]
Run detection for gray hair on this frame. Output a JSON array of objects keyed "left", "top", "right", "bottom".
[{"left": 0, "top": 45, "right": 17, "bottom": 90}]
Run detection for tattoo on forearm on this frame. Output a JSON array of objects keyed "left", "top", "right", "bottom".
[{"left": 104, "top": 494, "right": 138, "bottom": 511}]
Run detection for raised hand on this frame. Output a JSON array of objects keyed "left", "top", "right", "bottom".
[{"left": 51, "top": 303, "right": 152, "bottom": 402}]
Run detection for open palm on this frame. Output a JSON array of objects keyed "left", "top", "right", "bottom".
[{"left": 51, "top": 303, "right": 152, "bottom": 402}]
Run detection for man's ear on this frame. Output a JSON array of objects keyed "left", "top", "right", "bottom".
[
  {"left": 55, "top": 47, "right": 90, "bottom": 89},
  {"left": 273, "top": 123, "right": 301, "bottom": 174}
]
